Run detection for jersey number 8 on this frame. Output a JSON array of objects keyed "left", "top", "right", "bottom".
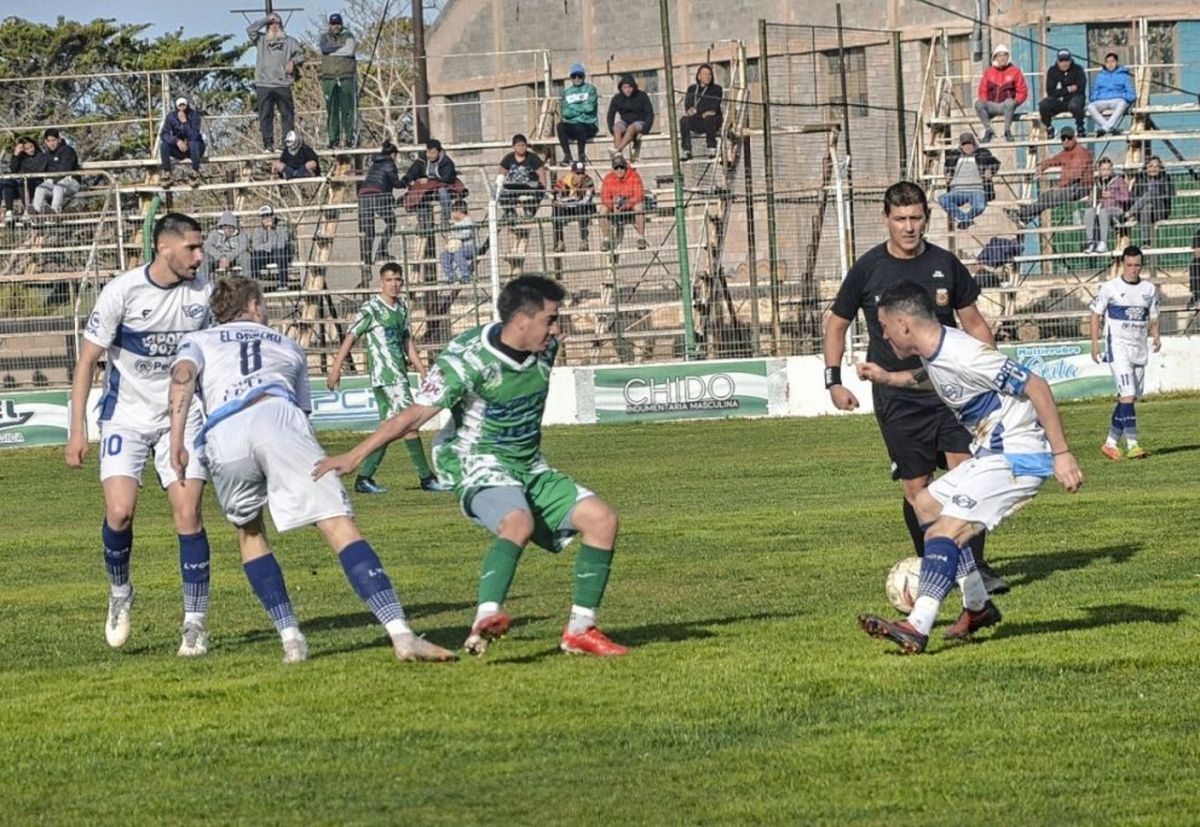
[{"left": 239, "top": 340, "right": 263, "bottom": 376}]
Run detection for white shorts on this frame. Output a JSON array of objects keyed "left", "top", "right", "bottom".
[
  {"left": 201, "top": 397, "right": 353, "bottom": 532},
  {"left": 1109, "top": 359, "right": 1145, "bottom": 399},
  {"left": 99, "top": 409, "right": 207, "bottom": 489},
  {"left": 928, "top": 453, "right": 1046, "bottom": 531}
]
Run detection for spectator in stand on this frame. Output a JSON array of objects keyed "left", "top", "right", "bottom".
[
  {"left": 557, "top": 63, "right": 599, "bottom": 166},
  {"left": 31, "top": 129, "right": 81, "bottom": 216},
  {"left": 1009, "top": 126, "right": 1093, "bottom": 227},
  {"left": 1127, "top": 155, "right": 1175, "bottom": 250},
  {"left": 937, "top": 132, "right": 1000, "bottom": 230},
  {"left": 440, "top": 200, "right": 476, "bottom": 284},
  {"left": 358, "top": 141, "right": 402, "bottom": 268},
  {"left": 319, "top": 13, "right": 357, "bottom": 149},
  {"left": 249, "top": 205, "right": 294, "bottom": 290},
  {"left": 1039, "top": 49, "right": 1088, "bottom": 139},
  {"left": 496, "top": 133, "right": 547, "bottom": 222},
  {"left": 1087, "top": 52, "right": 1136, "bottom": 137},
  {"left": 974, "top": 44, "right": 1028, "bottom": 143},
  {"left": 552, "top": 160, "right": 596, "bottom": 253},
  {"left": 1082, "top": 157, "right": 1131, "bottom": 254},
  {"left": 0, "top": 137, "right": 43, "bottom": 224},
  {"left": 1189, "top": 228, "right": 1200, "bottom": 310},
  {"left": 0, "top": 141, "right": 14, "bottom": 226},
  {"left": 202, "top": 211, "right": 250, "bottom": 277},
  {"left": 247, "top": 13, "right": 305, "bottom": 151},
  {"left": 680, "top": 63, "right": 723, "bottom": 160},
  {"left": 159, "top": 97, "right": 205, "bottom": 185},
  {"left": 400, "top": 139, "right": 459, "bottom": 228},
  {"left": 274, "top": 130, "right": 321, "bottom": 179},
  {"left": 607, "top": 74, "right": 654, "bottom": 159},
  {"left": 599, "top": 153, "right": 647, "bottom": 251}
]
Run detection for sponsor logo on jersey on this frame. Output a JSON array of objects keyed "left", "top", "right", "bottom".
[
  {"left": 141, "top": 308, "right": 153, "bottom": 318},
  {"left": 952, "top": 494, "right": 978, "bottom": 509},
  {"left": 183, "top": 304, "right": 209, "bottom": 319},
  {"left": 935, "top": 287, "right": 950, "bottom": 306},
  {"left": 932, "top": 269, "right": 946, "bottom": 279},
  {"left": 942, "top": 383, "right": 964, "bottom": 401}
]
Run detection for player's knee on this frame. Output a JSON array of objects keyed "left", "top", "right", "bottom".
[
  {"left": 580, "top": 499, "right": 619, "bottom": 539},
  {"left": 497, "top": 509, "right": 534, "bottom": 546},
  {"left": 105, "top": 505, "right": 134, "bottom": 531}
]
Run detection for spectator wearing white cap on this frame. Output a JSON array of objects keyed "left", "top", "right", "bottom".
[
  {"left": 159, "top": 97, "right": 205, "bottom": 184},
  {"left": 1039, "top": 49, "right": 1088, "bottom": 139},
  {"left": 319, "top": 12, "right": 357, "bottom": 149},
  {"left": 273, "top": 131, "right": 321, "bottom": 179},
  {"left": 974, "top": 44, "right": 1027, "bottom": 143},
  {"left": 249, "top": 205, "right": 294, "bottom": 290}
]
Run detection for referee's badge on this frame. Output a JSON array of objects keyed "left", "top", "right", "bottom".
[{"left": 935, "top": 287, "right": 950, "bottom": 306}]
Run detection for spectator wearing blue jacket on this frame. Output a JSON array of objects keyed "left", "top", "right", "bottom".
[
  {"left": 160, "top": 97, "right": 205, "bottom": 183},
  {"left": 1087, "top": 53, "right": 1136, "bottom": 136}
]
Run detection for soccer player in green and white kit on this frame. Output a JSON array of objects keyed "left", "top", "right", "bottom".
[
  {"left": 327, "top": 262, "right": 451, "bottom": 493},
  {"left": 314, "top": 275, "right": 627, "bottom": 657}
]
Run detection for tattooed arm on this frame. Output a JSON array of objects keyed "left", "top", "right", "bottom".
[
  {"left": 856, "top": 362, "right": 933, "bottom": 390},
  {"left": 168, "top": 359, "right": 199, "bottom": 483}
]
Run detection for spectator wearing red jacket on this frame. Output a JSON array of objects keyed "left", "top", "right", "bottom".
[
  {"left": 599, "top": 154, "right": 647, "bottom": 251},
  {"left": 974, "top": 44, "right": 1028, "bottom": 143}
]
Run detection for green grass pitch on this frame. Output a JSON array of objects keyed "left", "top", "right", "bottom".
[{"left": 2, "top": 396, "right": 1199, "bottom": 824}]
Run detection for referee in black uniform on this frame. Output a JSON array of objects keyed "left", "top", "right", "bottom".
[{"left": 823, "top": 180, "right": 1007, "bottom": 594}]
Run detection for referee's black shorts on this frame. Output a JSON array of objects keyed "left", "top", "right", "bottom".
[{"left": 873, "top": 390, "right": 971, "bottom": 481}]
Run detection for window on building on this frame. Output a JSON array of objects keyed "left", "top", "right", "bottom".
[
  {"left": 945, "top": 35, "right": 973, "bottom": 113},
  {"left": 824, "top": 47, "right": 868, "bottom": 118},
  {"left": 1087, "top": 22, "right": 1177, "bottom": 94},
  {"left": 448, "top": 91, "right": 482, "bottom": 143},
  {"left": 1147, "top": 22, "right": 1177, "bottom": 92}
]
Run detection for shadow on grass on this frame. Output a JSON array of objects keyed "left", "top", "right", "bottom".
[
  {"left": 1147, "top": 443, "right": 1200, "bottom": 457},
  {"left": 488, "top": 610, "right": 802, "bottom": 666},
  {"left": 997, "top": 543, "right": 1141, "bottom": 589},
  {"left": 307, "top": 614, "right": 553, "bottom": 661},
  {"left": 990, "top": 603, "right": 1185, "bottom": 640}
]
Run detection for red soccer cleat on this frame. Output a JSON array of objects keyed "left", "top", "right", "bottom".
[
  {"left": 560, "top": 626, "right": 629, "bottom": 657},
  {"left": 463, "top": 610, "right": 510, "bottom": 656},
  {"left": 1100, "top": 443, "right": 1123, "bottom": 461}
]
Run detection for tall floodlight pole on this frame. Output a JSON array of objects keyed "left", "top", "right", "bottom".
[
  {"left": 659, "top": 0, "right": 697, "bottom": 359},
  {"left": 412, "top": 0, "right": 431, "bottom": 142}
]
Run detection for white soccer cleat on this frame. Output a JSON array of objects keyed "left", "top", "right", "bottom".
[
  {"left": 177, "top": 622, "right": 210, "bottom": 657},
  {"left": 105, "top": 590, "right": 135, "bottom": 649},
  {"left": 391, "top": 632, "right": 458, "bottom": 662},
  {"left": 281, "top": 634, "right": 309, "bottom": 664}
]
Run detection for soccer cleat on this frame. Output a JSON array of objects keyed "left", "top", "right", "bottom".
[
  {"left": 943, "top": 600, "right": 1003, "bottom": 640},
  {"left": 1100, "top": 443, "right": 1124, "bottom": 461},
  {"left": 282, "top": 635, "right": 309, "bottom": 664},
  {"left": 419, "top": 476, "right": 453, "bottom": 492},
  {"left": 391, "top": 632, "right": 458, "bottom": 662},
  {"left": 105, "top": 590, "right": 135, "bottom": 649},
  {"left": 354, "top": 476, "right": 388, "bottom": 494},
  {"left": 560, "top": 626, "right": 629, "bottom": 657},
  {"left": 977, "top": 562, "right": 1010, "bottom": 595},
  {"left": 463, "top": 610, "right": 510, "bottom": 656},
  {"left": 1126, "top": 445, "right": 1149, "bottom": 460},
  {"left": 858, "top": 613, "right": 928, "bottom": 654},
  {"left": 177, "top": 621, "right": 210, "bottom": 657}
]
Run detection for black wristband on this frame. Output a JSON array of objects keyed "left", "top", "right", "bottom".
[{"left": 824, "top": 366, "right": 842, "bottom": 389}]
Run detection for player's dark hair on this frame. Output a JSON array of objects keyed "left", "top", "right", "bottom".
[
  {"left": 379, "top": 261, "right": 403, "bottom": 277},
  {"left": 210, "top": 276, "right": 263, "bottom": 324},
  {"left": 152, "top": 212, "right": 201, "bottom": 247},
  {"left": 882, "top": 180, "right": 928, "bottom": 216},
  {"left": 877, "top": 279, "right": 936, "bottom": 321},
  {"left": 1122, "top": 245, "right": 1143, "bottom": 261},
  {"left": 498, "top": 275, "right": 565, "bottom": 323}
]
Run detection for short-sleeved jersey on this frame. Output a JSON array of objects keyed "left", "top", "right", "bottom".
[
  {"left": 832, "top": 241, "right": 981, "bottom": 402},
  {"left": 173, "top": 321, "right": 310, "bottom": 448},
  {"left": 1088, "top": 276, "right": 1159, "bottom": 365},
  {"left": 414, "top": 324, "right": 556, "bottom": 487},
  {"left": 84, "top": 266, "right": 212, "bottom": 431},
  {"left": 924, "top": 326, "right": 1052, "bottom": 476},
  {"left": 350, "top": 296, "right": 411, "bottom": 387}
]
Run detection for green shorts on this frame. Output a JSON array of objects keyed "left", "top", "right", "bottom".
[
  {"left": 463, "top": 470, "right": 594, "bottom": 552},
  {"left": 373, "top": 379, "right": 414, "bottom": 419}
]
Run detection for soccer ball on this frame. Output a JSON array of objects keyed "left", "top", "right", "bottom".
[{"left": 885, "top": 556, "right": 922, "bottom": 613}]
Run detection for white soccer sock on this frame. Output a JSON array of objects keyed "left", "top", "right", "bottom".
[
  {"left": 384, "top": 618, "right": 413, "bottom": 637},
  {"left": 111, "top": 583, "right": 132, "bottom": 599},
  {"left": 567, "top": 605, "right": 596, "bottom": 635},
  {"left": 280, "top": 625, "right": 304, "bottom": 643},
  {"left": 183, "top": 611, "right": 206, "bottom": 627},
  {"left": 907, "top": 596, "right": 939, "bottom": 636},
  {"left": 475, "top": 601, "right": 501, "bottom": 624},
  {"left": 1105, "top": 434, "right": 1119, "bottom": 447},
  {"left": 958, "top": 571, "right": 988, "bottom": 612}
]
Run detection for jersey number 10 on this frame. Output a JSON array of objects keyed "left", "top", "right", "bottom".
[{"left": 239, "top": 341, "right": 263, "bottom": 376}]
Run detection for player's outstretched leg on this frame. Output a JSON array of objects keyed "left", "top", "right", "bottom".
[
  {"left": 465, "top": 537, "right": 522, "bottom": 656},
  {"left": 944, "top": 541, "right": 1002, "bottom": 640},
  {"left": 861, "top": 535, "right": 960, "bottom": 655},
  {"left": 329, "top": 528, "right": 456, "bottom": 662},
  {"left": 102, "top": 520, "right": 135, "bottom": 649},
  {"left": 560, "top": 496, "right": 627, "bottom": 657}
]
